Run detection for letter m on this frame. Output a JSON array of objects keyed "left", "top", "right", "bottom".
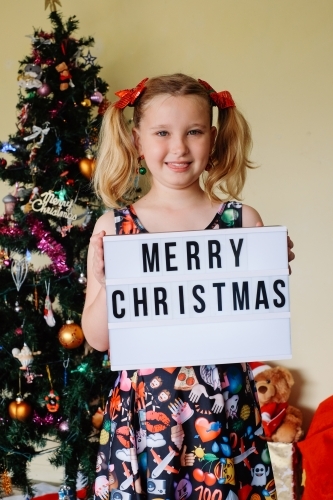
[
  {"left": 232, "top": 282, "right": 249, "bottom": 310},
  {"left": 142, "top": 243, "right": 160, "bottom": 272}
]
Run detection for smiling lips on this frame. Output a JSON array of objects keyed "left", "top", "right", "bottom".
[{"left": 166, "top": 162, "right": 191, "bottom": 172}]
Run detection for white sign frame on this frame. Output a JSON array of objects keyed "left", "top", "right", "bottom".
[{"left": 104, "top": 226, "right": 291, "bottom": 370}]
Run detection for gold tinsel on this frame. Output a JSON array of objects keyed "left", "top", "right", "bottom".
[
  {"left": 1, "top": 470, "right": 12, "bottom": 496},
  {"left": 45, "top": 0, "right": 62, "bottom": 12}
]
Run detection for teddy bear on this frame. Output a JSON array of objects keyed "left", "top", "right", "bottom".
[{"left": 250, "top": 362, "right": 303, "bottom": 443}]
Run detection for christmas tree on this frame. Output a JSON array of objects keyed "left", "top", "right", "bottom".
[{"left": 0, "top": 11, "right": 114, "bottom": 497}]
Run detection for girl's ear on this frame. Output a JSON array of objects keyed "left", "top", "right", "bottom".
[
  {"left": 132, "top": 127, "right": 142, "bottom": 155},
  {"left": 210, "top": 126, "right": 217, "bottom": 150}
]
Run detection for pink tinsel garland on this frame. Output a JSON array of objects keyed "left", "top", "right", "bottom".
[
  {"left": 26, "top": 213, "right": 69, "bottom": 274},
  {"left": 0, "top": 214, "right": 69, "bottom": 274}
]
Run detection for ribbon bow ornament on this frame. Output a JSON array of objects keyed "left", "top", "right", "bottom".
[
  {"left": 114, "top": 78, "right": 149, "bottom": 109},
  {"left": 198, "top": 79, "right": 235, "bottom": 109},
  {"left": 24, "top": 124, "right": 50, "bottom": 145}
]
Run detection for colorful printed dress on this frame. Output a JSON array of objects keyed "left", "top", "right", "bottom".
[{"left": 94, "top": 202, "right": 276, "bottom": 500}]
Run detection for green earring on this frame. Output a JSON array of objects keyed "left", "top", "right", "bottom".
[{"left": 137, "top": 155, "right": 147, "bottom": 175}]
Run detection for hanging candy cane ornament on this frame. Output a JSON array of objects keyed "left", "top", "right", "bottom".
[{"left": 44, "top": 280, "right": 56, "bottom": 327}]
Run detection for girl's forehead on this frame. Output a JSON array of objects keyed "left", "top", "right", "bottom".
[{"left": 140, "top": 93, "right": 210, "bottom": 122}]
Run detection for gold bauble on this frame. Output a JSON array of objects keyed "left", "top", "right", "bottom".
[
  {"left": 8, "top": 397, "right": 33, "bottom": 422},
  {"left": 58, "top": 320, "right": 85, "bottom": 349},
  {"left": 92, "top": 407, "right": 104, "bottom": 430},
  {"left": 81, "top": 98, "right": 91, "bottom": 107},
  {"left": 78, "top": 157, "right": 96, "bottom": 180}
]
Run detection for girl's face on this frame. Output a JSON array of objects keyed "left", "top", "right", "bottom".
[{"left": 133, "top": 94, "right": 216, "bottom": 191}]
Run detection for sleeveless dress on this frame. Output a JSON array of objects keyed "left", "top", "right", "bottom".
[{"left": 94, "top": 202, "right": 276, "bottom": 500}]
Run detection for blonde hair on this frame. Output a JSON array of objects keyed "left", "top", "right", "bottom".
[{"left": 93, "top": 73, "right": 254, "bottom": 208}]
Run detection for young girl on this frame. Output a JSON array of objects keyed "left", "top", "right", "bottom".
[{"left": 82, "top": 74, "right": 294, "bottom": 500}]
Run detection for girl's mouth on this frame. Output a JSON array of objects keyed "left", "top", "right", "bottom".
[{"left": 166, "top": 162, "right": 191, "bottom": 172}]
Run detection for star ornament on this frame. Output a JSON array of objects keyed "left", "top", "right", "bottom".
[
  {"left": 45, "top": 0, "right": 62, "bottom": 12},
  {"left": 83, "top": 50, "right": 97, "bottom": 66}
]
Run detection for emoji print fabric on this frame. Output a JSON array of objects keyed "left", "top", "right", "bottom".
[{"left": 94, "top": 204, "right": 276, "bottom": 500}]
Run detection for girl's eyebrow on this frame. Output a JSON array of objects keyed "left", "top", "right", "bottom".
[{"left": 149, "top": 123, "right": 208, "bottom": 130}]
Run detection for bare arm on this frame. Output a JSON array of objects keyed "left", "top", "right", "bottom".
[
  {"left": 81, "top": 210, "right": 115, "bottom": 352},
  {"left": 242, "top": 204, "right": 295, "bottom": 273}
]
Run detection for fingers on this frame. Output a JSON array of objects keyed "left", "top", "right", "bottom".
[{"left": 287, "top": 236, "right": 295, "bottom": 262}]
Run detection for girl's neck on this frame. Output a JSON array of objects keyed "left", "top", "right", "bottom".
[
  {"left": 137, "top": 179, "right": 209, "bottom": 210},
  {"left": 133, "top": 181, "right": 222, "bottom": 233}
]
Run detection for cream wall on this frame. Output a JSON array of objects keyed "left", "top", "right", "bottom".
[{"left": 1, "top": 0, "right": 332, "bottom": 449}]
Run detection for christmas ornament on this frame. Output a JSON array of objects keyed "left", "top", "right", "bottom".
[
  {"left": 8, "top": 396, "right": 33, "bottom": 421},
  {"left": 83, "top": 50, "right": 97, "bottom": 66},
  {"left": 31, "top": 190, "right": 77, "bottom": 221},
  {"left": 26, "top": 213, "right": 69, "bottom": 274},
  {"left": 81, "top": 98, "right": 91, "bottom": 107},
  {"left": 2, "top": 193, "right": 17, "bottom": 215},
  {"left": 90, "top": 90, "right": 104, "bottom": 105},
  {"left": 92, "top": 407, "right": 104, "bottom": 430},
  {"left": 45, "top": 365, "right": 60, "bottom": 412},
  {"left": 59, "top": 420, "right": 69, "bottom": 432},
  {"left": 78, "top": 272, "right": 87, "bottom": 285},
  {"left": 1, "top": 470, "right": 12, "bottom": 496},
  {"left": 44, "top": 280, "right": 56, "bottom": 327},
  {"left": 0, "top": 143, "right": 16, "bottom": 153},
  {"left": 14, "top": 301, "right": 22, "bottom": 312},
  {"left": 24, "top": 123, "right": 50, "bottom": 145},
  {"left": 58, "top": 320, "right": 84, "bottom": 349},
  {"left": 78, "top": 157, "right": 96, "bottom": 179},
  {"left": 37, "top": 82, "right": 52, "bottom": 97},
  {"left": 45, "top": 0, "right": 62, "bottom": 12},
  {"left": 18, "top": 64, "right": 42, "bottom": 89},
  {"left": 0, "top": 158, "right": 7, "bottom": 168},
  {"left": 45, "top": 389, "right": 60, "bottom": 412},
  {"left": 55, "top": 62, "right": 74, "bottom": 90},
  {"left": 11, "top": 257, "right": 28, "bottom": 291},
  {"left": 12, "top": 343, "right": 41, "bottom": 370},
  {"left": 23, "top": 370, "right": 43, "bottom": 384},
  {"left": 58, "top": 485, "right": 75, "bottom": 500},
  {"left": 98, "top": 98, "right": 111, "bottom": 115}
]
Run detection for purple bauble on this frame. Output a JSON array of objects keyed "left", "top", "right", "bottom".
[
  {"left": 90, "top": 91, "right": 104, "bottom": 104},
  {"left": 37, "top": 83, "right": 52, "bottom": 97},
  {"left": 59, "top": 420, "right": 70, "bottom": 432}
]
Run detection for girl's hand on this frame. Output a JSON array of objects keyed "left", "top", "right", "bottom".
[
  {"left": 256, "top": 221, "right": 295, "bottom": 274},
  {"left": 90, "top": 230, "right": 106, "bottom": 285}
]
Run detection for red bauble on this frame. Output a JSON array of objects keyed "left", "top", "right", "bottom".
[{"left": 0, "top": 158, "right": 7, "bottom": 168}]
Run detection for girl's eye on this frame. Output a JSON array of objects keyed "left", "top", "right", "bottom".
[
  {"left": 188, "top": 129, "right": 203, "bottom": 135},
  {"left": 157, "top": 131, "right": 168, "bottom": 137}
]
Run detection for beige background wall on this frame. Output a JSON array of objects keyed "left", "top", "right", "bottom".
[{"left": 1, "top": 0, "right": 332, "bottom": 480}]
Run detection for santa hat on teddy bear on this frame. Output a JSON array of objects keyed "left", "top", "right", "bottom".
[{"left": 249, "top": 362, "right": 271, "bottom": 378}]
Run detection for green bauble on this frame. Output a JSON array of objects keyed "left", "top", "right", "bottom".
[{"left": 139, "top": 166, "right": 147, "bottom": 175}]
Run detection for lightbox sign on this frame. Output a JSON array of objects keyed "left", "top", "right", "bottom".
[{"left": 104, "top": 226, "right": 291, "bottom": 370}]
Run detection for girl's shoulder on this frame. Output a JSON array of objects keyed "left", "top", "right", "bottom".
[
  {"left": 93, "top": 209, "right": 116, "bottom": 236},
  {"left": 242, "top": 204, "right": 263, "bottom": 228}
]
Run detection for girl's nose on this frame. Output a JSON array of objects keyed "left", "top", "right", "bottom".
[{"left": 171, "top": 135, "right": 189, "bottom": 155}]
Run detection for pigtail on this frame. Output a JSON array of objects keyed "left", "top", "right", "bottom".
[
  {"left": 205, "top": 107, "right": 254, "bottom": 201},
  {"left": 93, "top": 104, "right": 138, "bottom": 208}
]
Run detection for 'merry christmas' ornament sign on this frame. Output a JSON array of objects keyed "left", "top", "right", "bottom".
[
  {"left": 31, "top": 190, "right": 77, "bottom": 220},
  {"left": 104, "top": 226, "right": 291, "bottom": 370}
]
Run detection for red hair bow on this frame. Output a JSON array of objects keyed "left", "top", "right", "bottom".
[
  {"left": 198, "top": 79, "right": 235, "bottom": 109},
  {"left": 114, "top": 78, "right": 149, "bottom": 109}
]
